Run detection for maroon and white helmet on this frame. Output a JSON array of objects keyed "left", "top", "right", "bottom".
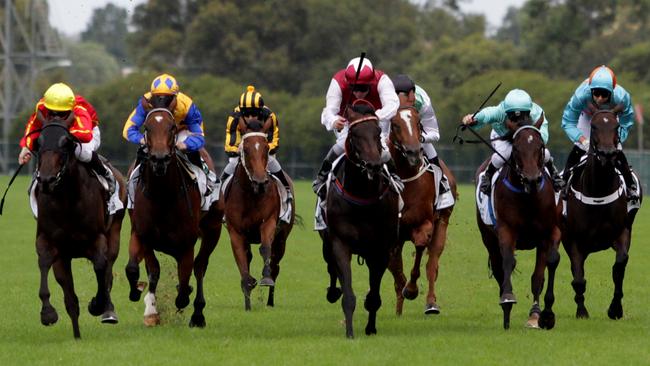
[{"left": 344, "top": 57, "right": 374, "bottom": 85}]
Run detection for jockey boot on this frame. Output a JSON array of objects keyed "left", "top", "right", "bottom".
[
  {"left": 385, "top": 159, "right": 404, "bottom": 192},
  {"left": 271, "top": 170, "right": 293, "bottom": 203},
  {"left": 545, "top": 158, "right": 565, "bottom": 192},
  {"left": 615, "top": 151, "right": 639, "bottom": 201},
  {"left": 90, "top": 152, "right": 115, "bottom": 196},
  {"left": 135, "top": 145, "right": 148, "bottom": 167},
  {"left": 312, "top": 148, "right": 339, "bottom": 198},
  {"left": 561, "top": 146, "right": 586, "bottom": 198},
  {"left": 428, "top": 156, "right": 450, "bottom": 193},
  {"left": 480, "top": 162, "right": 497, "bottom": 195},
  {"left": 186, "top": 150, "right": 203, "bottom": 169}
]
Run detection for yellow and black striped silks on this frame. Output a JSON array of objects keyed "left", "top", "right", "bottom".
[
  {"left": 224, "top": 106, "right": 279, "bottom": 157},
  {"left": 239, "top": 85, "right": 264, "bottom": 109}
]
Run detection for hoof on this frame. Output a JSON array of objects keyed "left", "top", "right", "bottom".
[
  {"left": 101, "top": 310, "right": 119, "bottom": 324},
  {"left": 143, "top": 313, "right": 160, "bottom": 327},
  {"left": 402, "top": 286, "right": 418, "bottom": 301},
  {"left": 424, "top": 303, "right": 440, "bottom": 315},
  {"left": 88, "top": 297, "right": 104, "bottom": 317},
  {"left": 129, "top": 288, "right": 143, "bottom": 302},
  {"left": 175, "top": 294, "right": 190, "bottom": 310},
  {"left": 539, "top": 309, "right": 555, "bottom": 330},
  {"left": 245, "top": 277, "right": 258, "bottom": 291},
  {"left": 260, "top": 277, "right": 275, "bottom": 287},
  {"left": 326, "top": 287, "right": 342, "bottom": 303},
  {"left": 365, "top": 326, "right": 377, "bottom": 335},
  {"left": 189, "top": 314, "right": 206, "bottom": 328},
  {"left": 499, "top": 293, "right": 517, "bottom": 305},
  {"left": 576, "top": 307, "right": 590, "bottom": 319},
  {"left": 40, "top": 307, "right": 58, "bottom": 326},
  {"left": 607, "top": 302, "right": 623, "bottom": 320},
  {"left": 526, "top": 312, "right": 540, "bottom": 329}
]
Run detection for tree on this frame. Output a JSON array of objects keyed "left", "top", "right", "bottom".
[{"left": 81, "top": 4, "right": 129, "bottom": 63}]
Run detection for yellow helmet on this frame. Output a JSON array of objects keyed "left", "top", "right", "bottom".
[
  {"left": 43, "top": 83, "right": 75, "bottom": 111},
  {"left": 150, "top": 73, "right": 179, "bottom": 95},
  {"left": 239, "top": 85, "right": 264, "bottom": 109}
]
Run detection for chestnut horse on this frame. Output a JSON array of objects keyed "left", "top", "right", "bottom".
[
  {"left": 125, "top": 101, "right": 223, "bottom": 328},
  {"left": 33, "top": 115, "right": 126, "bottom": 338},
  {"left": 220, "top": 116, "right": 295, "bottom": 311},
  {"left": 475, "top": 114, "right": 560, "bottom": 329},
  {"left": 386, "top": 103, "right": 457, "bottom": 315},
  {"left": 561, "top": 107, "right": 643, "bottom": 319},
  {"left": 319, "top": 103, "right": 400, "bottom": 338}
]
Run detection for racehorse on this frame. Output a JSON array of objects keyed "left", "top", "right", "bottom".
[
  {"left": 319, "top": 101, "right": 400, "bottom": 338},
  {"left": 386, "top": 103, "right": 458, "bottom": 315},
  {"left": 33, "top": 113, "right": 126, "bottom": 338},
  {"left": 561, "top": 107, "right": 643, "bottom": 320},
  {"left": 475, "top": 113, "right": 560, "bottom": 329},
  {"left": 125, "top": 98, "right": 223, "bottom": 328},
  {"left": 220, "top": 115, "right": 295, "bottom": 311}
]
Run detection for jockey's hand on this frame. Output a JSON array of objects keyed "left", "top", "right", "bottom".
[
  {"left": 462, "top": 114, "right": 476, "bottom": 126},
  {"left": 578, "top": 136, "right": 589, "bottom": 151},
  {"left": 18, "top": 147, "right": 31, "bottom": 164},
  {"left": 139, "top": 137, "right": 145, "bottom": 145},
  {"left": 176, "top": 141, "right": 187, "bottom": 151},
  {"left": 333, "top": 117, "right": 347, "bottom": 131}
]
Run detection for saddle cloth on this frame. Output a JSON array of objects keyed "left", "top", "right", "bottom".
[{"left": 29, "top": 162, "right": 124, "bottom": 218}]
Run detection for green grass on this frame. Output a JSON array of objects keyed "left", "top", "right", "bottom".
[{"left": 0, "top": 176, "right": 648, "bottom": 365}]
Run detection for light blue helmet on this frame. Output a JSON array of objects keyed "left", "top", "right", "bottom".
[
  {"left": 588, "top": 65, "right": 616, "bottom": 93},
  {"left": 503, "top": 89, "right": 532, "bottom": 113}
]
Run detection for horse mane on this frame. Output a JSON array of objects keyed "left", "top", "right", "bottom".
[
  {"left": 351, "top": 99, "right": 376, "bottom": 115},
  {"left": 243, "top": 118, "right": 264, "bottom": 131}
]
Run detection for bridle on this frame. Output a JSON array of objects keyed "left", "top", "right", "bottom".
[
  {"left": 239, "top": 131, "right": 269, "bottom": 186},
  {"left": 390, "top": 105, "right": 425, "bottom": 161},
  {"left": 508, "top": 125, "right": 545, "bottom": 193},
  {"left": 35, "top": 123, "right": 77, "bottom": 191},
  {"left": 588, "top": 110, "right": 619, "bottom": 164},
  {"left": 143, "top": 108, "right": 177, "bottom": 175},
  {"left": 346, "top": 115, "right": 382, "bottom": 174}
]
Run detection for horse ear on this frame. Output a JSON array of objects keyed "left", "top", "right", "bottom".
[
  {"left": 64, "top": 111, "right": 76, "bottom": 127},
  {"left": 141, "top": 97, "right": 153, "bottom": 112},
  {"left": 586, "top": 103, "right": 599, "bottom": 114},
  {"left": 36, "top": 110, "right": 46, "bottom": 124},
  {"left": 534, "top": 112, "right": 544, "bottom": 129},
  {"left": 237, "top": 116, "right": 246, "bottom": 133},
  {"left": 611, "top": 103, "right": 624, "bottom": 114},
  {"left": 505, "top": 118, "right": 518, "bottom": 132},
  {"left": 262, "top": 115, "right": 273, "bottom": 132},
  {"left": 168, "top": 96, "right": 177, "bottom": 112}
]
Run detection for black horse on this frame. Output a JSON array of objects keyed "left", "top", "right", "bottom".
[
  {"left": 475, "top": 114, "right": 560, "bottom": 330},
  {"left": 33, "top": 114, "right": 126, "bottom": 338},
  {"left": 561, "top": 107, "right": 643, "bottom": 320},
  {"left": 319, "top": 102, "right": 400, "bottom": 338}
]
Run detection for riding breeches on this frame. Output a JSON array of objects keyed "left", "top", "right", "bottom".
[
  {"left": 489, "top": 129, "right": 552, "bottom": 168},
  {"left": 332, "top": 126, "right": 391, "bottom": 163},
  {"left": 223, "top": 153, "right": 283, "bottom": 176},
  {"left": 74, "top": 126, "right": 101, "bottom": 163},
  {"left": 422, "top": 143, "right": 438, "bottom": 161}
]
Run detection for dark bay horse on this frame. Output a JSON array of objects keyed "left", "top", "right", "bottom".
[
  {"left": 125, "top": 101, "right": 223, "bottom": 328},
  {"left": 475, "top": 114, "right": 560, "bottom": 329},
  {"left": 220, "top": 116, "right": 295, "bottom": 311},
  {"left": 386, "top": 103, "right": 458, "bottom": 315},
  {"left": 319, "top": 103, "right": 400, "bottom": 338},
  {"left": 33, "top": 114, "right": 127, "bottom": 338},
  {"left": 561, "top": 107, "right": 643, "bottom": 320}
]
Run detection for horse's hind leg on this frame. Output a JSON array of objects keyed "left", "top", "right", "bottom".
[
  {"left": 259, "top": 219, "right": 277, "bottom": 287},
  {"left": 230, "top": 231, "right": 255, "bottom": 311},
  {"left": 568, "top": 245, "right": 589, "bottom": 318},
  {"left": 425, "top": 213, "right": 449, "bottom": 315},
  {"left": 143, "top": 251, "right": 161, "bottom": 326},
  {"left": 387, "top": 242, "right": 407, "bottom": 315},
  {"left": 125, "top": 232, "right": 145, "bottom": 302},
  {"left": 189, "top": 216, "right": 221, "bottom": 328},
  {"left": 321, "top": 230, "right": 342, "bottom": 304},
  {"left": 175, "top": 249, "right": 194, "bottom": 310},
  {"left": 540, "top": 238, "right": 560, "bottom": 330},
  {"left": 527, "top": 245, "right": 547, "bottom": 329},
  {"left": 102, "top": 209, "right": 124, "bottom": 323},
  {"left": 52, "top": 258, "right": 81, "bottom": 339},
  {"left": 365, "top": 258, "right": 388, "bottom": 336},
  {"left": 88, "top": 235, "right": 112, "bottom": 319},
  {"left": 332, "top": 239, "right": 355, "bottom": 338},
  {"left": 36, "top": 237, "right": 58, "bottom": 326},
  {"left": 608, "top": 230, "right": 631, "bottom": 320},
  {"left": 404, "top": 245, "right": 424, "bottom": 301}
]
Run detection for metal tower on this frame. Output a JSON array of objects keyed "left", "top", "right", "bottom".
[{"left": 1, "top": 0, "right": 67, "bottom": 173}]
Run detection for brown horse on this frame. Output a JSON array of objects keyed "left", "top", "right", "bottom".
[
  {"left": 33, "top": 115, "right": 127, "bottom": 338},
  {"left": 561, "top": 108, "right": 643, "bottom": 319},
  {"left": 125, "top": 102, "right": 223, "bottom": 328},
  {"left": 319, "top": 102, "right": 400, "bottom": 338},
  {"left": 475, "top": 114, "right": 560, "bottom": 329},
  {"left": 220, "top": 116, "right": 295, "bottom": 311},
  {"left": 386, "top": 103, "right": 458, "bottom": 315}
]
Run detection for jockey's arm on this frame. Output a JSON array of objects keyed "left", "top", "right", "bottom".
[
  {"left": 561, "top": 85, "right": 589, "bottom": 144},
  {"left": 180, "top": 103, "right": 205, "bottom": 152},
  {"left": 122, "top": 99, "right": 147, "bottom": 145},
  {"left": 418, "top": 91, "right": 440, "bottom": 143},
  {"left": 69, "top": 107, "right": 94, "bottom": 143},
  {"left": 267, "top": 112, "right": 280, "bottom": 154},
  {"left": 531, "top": 103, "right": 550, "bottom": 144},
  {"left": 375, "top": 75, "right": 399, "bottom": 127},
  {"left": 224, "top": 114, "right": 240, "bottom": 156},
  {"left": 472, "top": 105, "right": 504, "bottom": 130},
  {"left": 321, "top": 79, "right": 344, "bottom": 131},
  {"left": 19, "top": 112, "right": 42, "bottom": 150},
  {"left": 617, "top": 91, "right": 634, "bottom": 143}
]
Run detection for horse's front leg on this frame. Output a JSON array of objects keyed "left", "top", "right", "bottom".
[
  {"left": 175, "top": 247, "right": 195, "bottom": 311},
  {"left": 267, "top": 227, "right": 289, "bottom": 307},
  {"left": 365, "top": 256, "right": 388, "bottom": 336},
  {"left": 608, "top": 228, "right": 631, "bottom": 320},
  {"left": 52, "top": 257, "right": 81, "bottom": 338},
  {"left": 331, "top": 238, "right": 355, "bottom": 338},
  {"left": 567, "top": 242, "right": 589, "bottom": 318},
  {"left": 143, "top": 250, "right": 161, "bottom": 326},
  {"left": 36, "top": 236, "right": 58, "bottom": 326},
  {"left": 189, "top": 212, "right": 222, "bottom": 328},
  {"left": 321, "top": 231, "right": 342, "bottom": 303},
  {"left": 386, "top": 241, "right": 407, "bottom": 315},
  {"left": 259, "top": 218, "right": 278, "bottom": 287},
  {"left": 539, "top": 231, "right": 560, "bottom": 330},
  {"left": 125, "top": 232, "right": 145, "bottom": 302},
  {"left": 526, "top": 242, "right": 547, "bottom": 329},
  {"left": 229, "top": 229, "right": 255, "bottom": 311},
  {"left": 425, "top": 214, "right": 448, "bottom": 315},
  {"left": 87, "top": 234, "right": 118, "bottom": 324},
  {"left": 404, "top": 244, "right": 425, "bottom": 300},
  {"left": 497, "top": 225, "right": 517, "bottom": 330}
]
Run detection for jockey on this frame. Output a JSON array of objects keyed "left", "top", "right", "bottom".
[
  {"left": 392, "top": 74, "right": 450, "bottom": 193},
  {"left": 462, "top": 88, "right": 564, "bottom": 195},
  {"left": 313, "top": 56, "right": 400, "bottom": 197},
  {"left": 123, "top": 74, "right": 216, "bottom": 190},
  {"left": 18, "top": 82, "right": 115, "bottom": 194},
  {"left": 561, "top": 65, "right": 638, "bottom": 200},
  {"left": 222, "top": 85, "right": 293, "bottom": 203}
]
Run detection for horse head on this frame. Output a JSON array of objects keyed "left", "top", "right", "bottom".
[
  {"left": 237, "top": 114, "right": 271, "bottom": 193},
  {"left": 143, "top": 98, "right": 178, "bottom": 176},
  {"left": 345, "top": 100, "right": 383, "bottom": 178},
  {"left": 390, "top": 96, "right": 422, "bottom": 167},
  {"left": 35, "top": 112, "right": 77, "bottom": 193},
  {"left": 510, "top": 112, "right": 545, "bottom": 194},
  {"left": 589, "top": 105, "right": 622, "bottom": 166}
]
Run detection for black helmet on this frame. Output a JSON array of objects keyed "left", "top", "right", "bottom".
[{"left": 393, "top": 74, "right": 415, "bottom": 94}]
